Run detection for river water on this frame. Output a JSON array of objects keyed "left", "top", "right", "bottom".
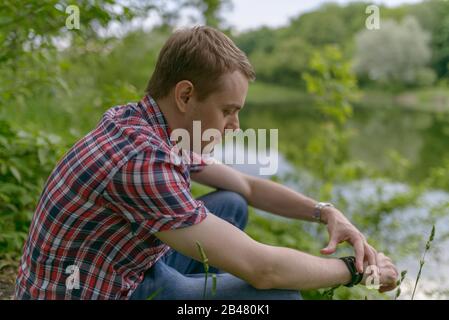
[{"left": 212, "top": 141, "right": 449, "bottom": 299}]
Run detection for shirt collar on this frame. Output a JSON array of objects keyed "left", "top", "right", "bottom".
[{"left": 138, "top": 95, "right": 201, "bottom": 167}]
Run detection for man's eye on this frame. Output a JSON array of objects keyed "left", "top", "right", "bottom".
[{"left": 223, "top": 110, "right": 232, "bottom": 116}]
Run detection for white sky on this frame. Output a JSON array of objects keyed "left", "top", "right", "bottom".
[
  {"left": 115, "top": 0, "right": 426, "bottom": 37},
  {"left": 227, "top": 0, "right": 425, "bottom": 31}
]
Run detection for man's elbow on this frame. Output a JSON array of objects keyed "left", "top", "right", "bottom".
[
  {"left": 246, "top": 251, "right": 277, "bottom": 290},
  {"left": 251, "top": 276, "right": 274, "bottom": 290}
]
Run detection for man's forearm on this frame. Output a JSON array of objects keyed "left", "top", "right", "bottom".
[
  {"left": 247, "top": 175, "right": 323, "bottom": 222},
  {"left": 260, "top": 244, "right": 352, "bottom": 290}
]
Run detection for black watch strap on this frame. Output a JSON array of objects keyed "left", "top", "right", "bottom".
[{"left": 339, "top": 256, "right": 363, "bottom": 287}]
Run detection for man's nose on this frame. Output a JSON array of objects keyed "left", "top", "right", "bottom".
[{"left": 226, "top": 115, "right": 240, "bottom": 131}]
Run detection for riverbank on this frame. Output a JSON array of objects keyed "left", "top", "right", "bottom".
[{"left": 246, "top": 82, "right": 449, "bottom": 113}]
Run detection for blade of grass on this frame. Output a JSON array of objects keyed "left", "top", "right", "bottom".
[
  {"left": 394, "top": 270, "right": 407, "bottom": 300},
  {"left": 196, "top": 241, "right": 209, "bottom": 300},
  {"left": 146, "top": 287, "right": 163, "bottom": 300},
  {"left": 411, "top": 225, "right": 435, "bottom": 300},
  {"left": 212, "top": 273, "right": 217, "bottom": 297}
]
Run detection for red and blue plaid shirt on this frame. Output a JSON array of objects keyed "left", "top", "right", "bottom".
[{"left": 15, "top": 95, "right": 209, "bottom": 299}]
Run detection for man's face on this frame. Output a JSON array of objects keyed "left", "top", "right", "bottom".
[{"left": 185, "top": 70, "right": 249, "bottom": 153}]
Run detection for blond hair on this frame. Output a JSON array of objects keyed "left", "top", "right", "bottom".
[{"left": 146, "top": 26, "right": 255, "bottom": 101}]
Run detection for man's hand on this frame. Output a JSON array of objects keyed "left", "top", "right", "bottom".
[
  {"left": 320, "top": 207, "right": 378, "bottom": 274},
  {"left": 362, "top": 252, "right": 399, "bottom": 293}
]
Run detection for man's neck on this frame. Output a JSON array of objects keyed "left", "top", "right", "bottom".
[{"left": 154, "top": 95, "right": 184, "bottom": 133}]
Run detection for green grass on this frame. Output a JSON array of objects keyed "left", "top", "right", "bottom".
[
  {"left": 246, "top": 82, "right": 310, "bottom": 106},
  {"left": 247, "top": 82, "right": 449, "bottom": 114}
]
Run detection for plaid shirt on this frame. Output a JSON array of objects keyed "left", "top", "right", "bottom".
[{"left": 15, "top": 95, "right": 209, "bottom": 300}]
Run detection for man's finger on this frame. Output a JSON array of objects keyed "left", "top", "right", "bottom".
[
  {"left": 371, "top": 246, "right": 379, "bottom": 268},
  {"left": 320, "top": 238, "right": 339, "bottom": 255},
  {"left": 352, "top": 236, "right": 365, "bottom": 273},
  {"left": 365, "top": 244, "right": 376, "bottom": 270}
]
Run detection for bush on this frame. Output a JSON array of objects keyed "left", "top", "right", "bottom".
[{"left": 0, "top": 118, "right": 65, "bottom": 259}]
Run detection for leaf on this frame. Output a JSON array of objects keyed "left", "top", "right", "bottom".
[
  {"left": 38, "top": 148, "right": 47, "bottom": 165},
  {"left": 9, "top": 166, "right": 21, "bottom": 183}
]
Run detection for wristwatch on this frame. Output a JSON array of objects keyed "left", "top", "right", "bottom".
[
  {"left": 313, "top": 202, "right": 334, "bottom": 223},
  {"left": 339, "top": 256, "right": 364, "bottom": 287}
]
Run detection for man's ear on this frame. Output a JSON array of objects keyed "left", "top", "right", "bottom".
[{"left": 174, "top": 80, "right": 194, "bottom": 113}]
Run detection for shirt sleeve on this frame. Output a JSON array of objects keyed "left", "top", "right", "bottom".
[
  {"left": 189, "top": 151, "right": 219, "bottom": 173},
  {"left": 103, "top": 149, "right": 209, "bottom": 234}
]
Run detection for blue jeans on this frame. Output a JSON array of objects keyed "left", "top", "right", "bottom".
[{"left": 129, "top": 190, "right": 302, "bottom": 300}]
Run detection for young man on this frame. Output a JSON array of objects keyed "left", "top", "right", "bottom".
[{"left": 15, "top": 26, "right": 398, "bottom": 300}]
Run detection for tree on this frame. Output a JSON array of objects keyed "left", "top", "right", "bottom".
[
  {"left": 248, "top": 36, "right": 313, "bottom": 88},
  {"left": 431, "top": 16, "right": 449, "bottom": 79},
  {"left": 0, "top": 0, "right": 159, "bottom": 108},
  {"left": 234, "top": 27, "right": 278, "bottom": 56},
  {"left": 288, "top": 3, "right": 348, "bottom": 46},
  {"left": 408, "top": 0, "right": 449, "bottom": 79},
  {"left": 354, "top": 16, "right": 434, "bottom": 87},
  {"left": 0, "top": 0, "right": 232, "bottom": 110},
  {"left": 186, "top": 0, "right": 232, "bottom": 29},
  {"left": 301, "top": 45, "right": 361, "bottom": 197}
]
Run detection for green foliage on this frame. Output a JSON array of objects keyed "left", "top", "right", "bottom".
[
  {"left": 303, "top": 45, "right": 359, "bottom": 124},
  {"left": 249, "top": 36, "right": 313, "bottom": 88},
  {"left": 0, "top": 0, "right": 154, "bottom": 108},
  {"left": 246, "top": 82, "right": 310, "bottom": 106},
  {"left": 300, "top": 45, "right": 361, "bottom": 199},
  {"left": 236, "top": 0, "right": 449, "bottom": 87},
  {"left": 234, "top": 27, "right": 278, "bottom": 56},
  {"left": 431, "top": 15, "right": 449, "bottom": 79},
  {"left": 0, "top": 119, "right": 65, "bottom": 259},
  {"left": 427, "top": 159, "right": 449, "bottom": 190},
  {"left": 186, "top": 0, "right": 232, "bottom": 29},
  {"left": 408, "top": 0, "right": 449, "bottom": 80},
  {"left": 288, "top": 3, "right": 351, "bottom": 47}
]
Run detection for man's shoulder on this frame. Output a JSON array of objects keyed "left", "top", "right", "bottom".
[
  {"left": 98, "top": 102, "right": 169, "bottom": 151},
  {"left": 48, "top": 102, "right": 174, "bottom": 191},
  {"left": 102, "top": 102, "right": 156, "bottom": 134}
]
